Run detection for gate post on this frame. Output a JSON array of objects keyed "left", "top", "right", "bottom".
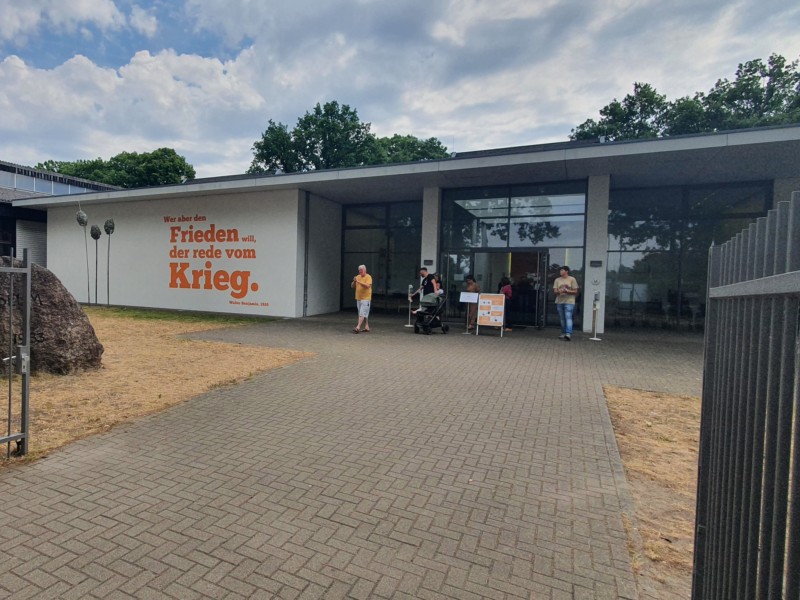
[{"left": 1, "top": 249, "right": 31, "bottom": 457}]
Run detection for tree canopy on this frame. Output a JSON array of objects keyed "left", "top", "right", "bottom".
[
  {"left": 37, "top": 148, "right": 196, "bottom": 188},
  {"left": 248, "top": 101, "right": 449, "bottom": 174},
  {"left": 571, "top": 53, "right": 800, "bottom": 142}
]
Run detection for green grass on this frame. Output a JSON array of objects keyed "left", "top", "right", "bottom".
[{"left": 83, "top": 305, "right": 274, "bottom": 326}]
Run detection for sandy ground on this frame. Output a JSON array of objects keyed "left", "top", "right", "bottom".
[
  {"left": 2, "top": 307, "right": 310, "bottom": 462},
  {"left": 3, "top": 309, "right": 699, "bottom": 598},
  {"left": 606, "top": 385, "right": 701, "bottom": 599}
]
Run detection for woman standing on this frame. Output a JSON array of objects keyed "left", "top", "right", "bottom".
[{"left": 500, "top": 277, "right": 513, "bottom": 331}]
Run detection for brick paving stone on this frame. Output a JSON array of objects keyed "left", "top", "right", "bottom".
[{"left": 0, "top": 313, "right": 703, "bottom": 598}]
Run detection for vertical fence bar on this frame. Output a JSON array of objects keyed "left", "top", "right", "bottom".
[
  {"left": 745, "top": 216, "right": 770, "bottom": 599},
  {"left": 708, "top": 239, "right": 733, "bottom": 598},
  {"left": 19, "top": 249, "right": 30, "bottom": 456},
  {"left": 0, "top": 252, "right": 30, "bottom": 457},
  {"left": 5, "top": 255, "right": 12, "bottom": 460},
  {"left": 783, "top": 193, "right": 800, "bottom": 598},
  {"left": 721, "top": 233, "right": 744, "bottom": 599},
  {"left": 756, "top": 207, "right": 781, "bottom": 600},
  {"left": 693, "top": 244, "right": 723, "bottom": 599},
  {"left": 736, "top": 222, "right": 759, "bottom": 600},
  {"left": 766, "top": 201, "right": 797, "bottom": 597},
  {"left": 729, "top": 228, "right": 752, "bottom": 598}
]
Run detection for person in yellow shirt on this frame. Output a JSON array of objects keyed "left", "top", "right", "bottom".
[{"left": 351, "top": 264, "right": 372, "bottom": 333}]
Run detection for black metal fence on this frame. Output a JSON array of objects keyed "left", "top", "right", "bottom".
[
  {"left": 692, "top": 192, "right": 800, "bottom": 599},
  {"left": 1, "top": 249, "right": 31, "bottom": 458}
]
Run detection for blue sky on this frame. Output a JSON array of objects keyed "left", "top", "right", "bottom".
[{"left": 1, "top": 0, "right": 798, "bottom": 177}]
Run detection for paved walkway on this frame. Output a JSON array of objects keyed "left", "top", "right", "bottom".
[{"left": 0, "top": 314, "right": 703, "bottom": 599}]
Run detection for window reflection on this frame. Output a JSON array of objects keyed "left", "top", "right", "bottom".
[
  {"left": 510, "top": 215, "right": 584, "bottom": 247},
  {"left": 442, "top": 183, "right": 587, "bottom": 251},
  {"left": 511, "top": 194, "right": 585, "bottom": 215},
  {"left": 606, "top": 182, "right": 771, "bottom": 330},
  {"left": 342, "top": 202, "right": 423, "bottom": 311}
]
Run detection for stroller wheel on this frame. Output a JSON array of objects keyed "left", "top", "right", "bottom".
[
  {"left": 442, "top": 325, "right": 449, "bottom": 333},
  {"left": 414, "top": 324, "right": 420, "bottom": 334}
]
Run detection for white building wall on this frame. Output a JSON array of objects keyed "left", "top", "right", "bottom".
[
  {"left": 46, "top": 189, "right": 304, "bottom": 317},
  {"left": 305, "top": 193, "right": 342, "bottom": 315},
  {"left": 420, "top": 186, "right": 440, "bottom": 271},
  {"left": 583, "top": 175, "right": 610, "bottom": 333}
]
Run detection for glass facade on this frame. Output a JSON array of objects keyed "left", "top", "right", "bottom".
[
  {"left": 606, "top": 182, "right": 771, "bottom": 330},
  {"left": 341, "top": 202, "right": 423, "bottom": 311},
  {"left": 440, "top": 182, "right": 587, "bottom": 327},
  {"left": 0, "top": 169, "right": 101, "bottom": 196}
]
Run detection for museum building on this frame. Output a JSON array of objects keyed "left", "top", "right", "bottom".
[
  {"left": 12, "top": 125, "right": 800, "bottom": 333},
  {"left": 1, "top": 160, "right": 118, "bottom": 264}
]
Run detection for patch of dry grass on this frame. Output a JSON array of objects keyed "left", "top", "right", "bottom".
[
  {"left": 605, "top": 385, "right": 701, "bottom": 599},
  {"left": 2, "top": 306, "right": 311, "bottom": 462}
]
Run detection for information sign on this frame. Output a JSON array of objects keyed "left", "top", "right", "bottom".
[{"left": 477, "top": 293, "right": 505, "bottom": 328}]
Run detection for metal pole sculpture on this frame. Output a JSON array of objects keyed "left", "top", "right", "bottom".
[
  {"left": 90, "top": 225, "right": 101, "bottom": 306},
  {"left": 76, "top": 210, "right": 89, "bottom": 303},
  {"left": 104, "top": 219, "right": 115, "bottom": 306}
]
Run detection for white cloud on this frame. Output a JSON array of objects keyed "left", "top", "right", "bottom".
[
  {"left": 0, "top": 48, "right": 267, "bottom": 175},
  {"left": 0, "top": 0, "right": 127, "bottom": 41},
  {"left": 431, "top": 0, "right": 561, "bottom": 46},
  {"left": 129, "top": 5, "right": 158, "bottom": 38}
]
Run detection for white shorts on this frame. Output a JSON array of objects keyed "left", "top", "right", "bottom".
[{"left": 357, "top": 300, "right": 371, "bottom": 318}]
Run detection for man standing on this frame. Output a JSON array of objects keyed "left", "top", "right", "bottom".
[
  {"left": 553, "top": 266, "right": 579, "bottom": 341},
  {"left": 352, "top": 264, "right": 372, "bottom": 333}
]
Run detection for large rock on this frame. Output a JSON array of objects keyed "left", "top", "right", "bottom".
[{"left": 0, "top": 257, "right": 103, "bottom": 374}]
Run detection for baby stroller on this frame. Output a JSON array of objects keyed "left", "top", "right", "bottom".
[{"left": 414, "top": 293, "right": 449, "bottom": 335}]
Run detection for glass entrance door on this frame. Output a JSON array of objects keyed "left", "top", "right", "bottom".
[{"left": 441, "top": 251, "right": 549, "bottom": 328}]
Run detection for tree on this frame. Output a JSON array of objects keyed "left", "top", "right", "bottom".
[
  {"left": 699, "top": 54, "right": 800, "bottom": 131},
  {"left": 249, "top": 101, "right": 377, "bottom": 174},
  {"left": 571, "top": 53, "right": 800, "bottom": 141},
  {"left": 248, "top": 101, "right": 449, "bottom": 174},
  {"left": 570, "top": 83, "right": 667, "bottom": 142},
  {"left": 37, "top": 148, "right": 195, "bottom": 188},
  {"left": 293, "top": 101, "right": 380, "bottom": 170},
  {"left": 249, "top": 120, "right": 303, "bottom": 174},
  {"left": 376, "top": 135, "right": 450, "bottom": 163}
]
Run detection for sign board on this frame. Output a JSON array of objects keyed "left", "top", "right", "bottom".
[
  {"left": 477, "top": 293, "right": 505, "bottom": 327},
  {"left": 459, "top": 292, "right": 479, "bottom": 304}
]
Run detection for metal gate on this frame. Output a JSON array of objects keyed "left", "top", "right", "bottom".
[
  {"left": 692, "top": 193, "right": 800, "bottom": 599},
  {"left": 1, "top": 249, "right": 31, "bottom": 458}
]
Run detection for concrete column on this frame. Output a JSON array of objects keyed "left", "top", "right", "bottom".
[
  {"left": 421, "top": 186, "right": 441, "bottom": 271},
  {"left": 582, "top": 175, "right": 610, "bottom": 334}
]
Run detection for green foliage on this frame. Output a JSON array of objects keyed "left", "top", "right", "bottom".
[
  {"left": 36, "top": 148, "right": 196, "bottom": 188},
  {"left": 376, "top": 134, "right": 450, "bottom": 163},
  {"left": 248, "top": 101, "right": 449, "bottom": 174},
  {"left": 293, "top": 101, "right": 379, "bottom": 170},
  {"left": 571, "top": 53, "right": 800, "bottom": 141}
]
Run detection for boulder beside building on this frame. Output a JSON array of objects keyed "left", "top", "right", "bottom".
[{"left": 0, "top": 256, "right": 103, "bottom": 374}]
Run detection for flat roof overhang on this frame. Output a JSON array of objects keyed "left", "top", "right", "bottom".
[{"left": 14, "top": 125, "right": 800, "bottom": 210}]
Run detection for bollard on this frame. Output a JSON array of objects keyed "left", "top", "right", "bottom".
[
  {"left": 590, "top": 300, "right": 602, "bottom": 341},
  {"left": 405, "top": 284, "right": 414, "bottom": 327}
]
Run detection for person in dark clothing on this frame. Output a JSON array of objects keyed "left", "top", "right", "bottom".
[
  {"left": 500, "top": 277, "right": 513, "bottom": 331},
  {"left": 410, "top": 267, "right": 439, "bottom": 313}
]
